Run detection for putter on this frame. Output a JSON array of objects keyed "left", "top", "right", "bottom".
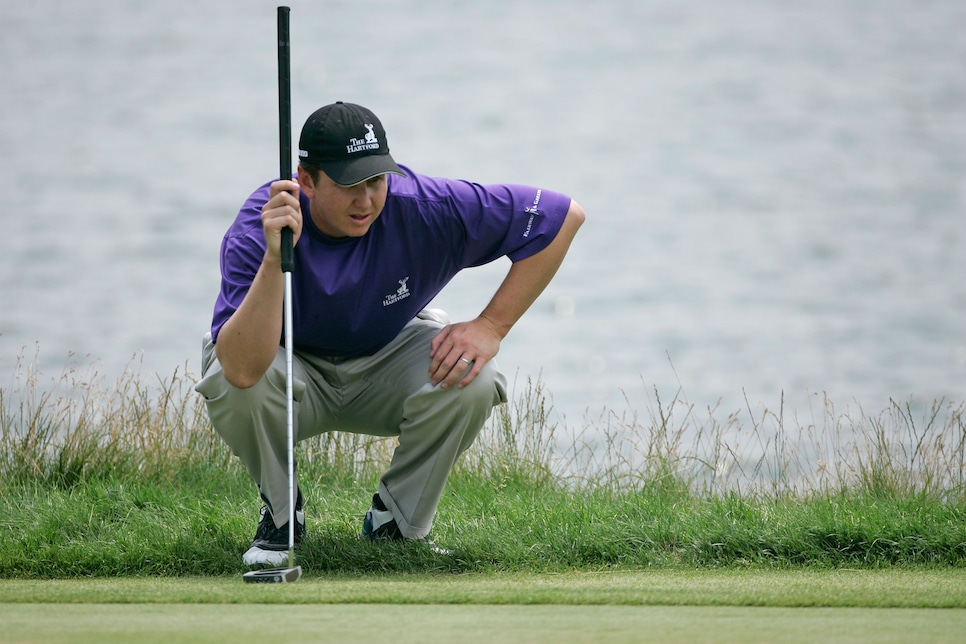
[{"left": 244, "top": 5, "right": 301, "bottom": 584}]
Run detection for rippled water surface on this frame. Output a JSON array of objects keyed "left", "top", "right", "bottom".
[{"left": 1, "top": 0, "right": 963, "bottom": 428}]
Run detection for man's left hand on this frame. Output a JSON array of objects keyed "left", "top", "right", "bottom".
[{"left": 428, "top": 316, "right": 502, "bottom": 389}]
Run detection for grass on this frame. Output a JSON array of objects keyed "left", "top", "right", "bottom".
[
  {"left": 3, "top": 572, "right": 966, "bottom": 643},
  {"left": 6, "top": 602, "right": 966, "bottom": 644},
  {"left": 3, "top": 569, "right": 966, "bottom": 607},
  {"left": 1, "top": 352, "right": 965, "bottom": 579},
  {"left": 2, "top": 355, "right": 966, "bottom": 641}
]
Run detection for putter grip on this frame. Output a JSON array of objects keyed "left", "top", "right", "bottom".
[
  {"left": 277, "top": 6, "right": 293, "bottom": 274},
  {"left": 281, "top": 227, "right": 294, "bottom": 273}
]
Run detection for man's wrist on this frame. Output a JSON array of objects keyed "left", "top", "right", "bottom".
[
  {"left": 478, "top": 313, "right": 510, "bottom": 339},
  {"left": 262, "top": 250, "right": 283, "bottom": 269}
]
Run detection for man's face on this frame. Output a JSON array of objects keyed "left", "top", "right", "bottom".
[{"left": 298, "top": 167, "right": 388, "bottom": 238}]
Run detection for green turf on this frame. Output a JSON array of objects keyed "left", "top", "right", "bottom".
[
  {"left": 3, "top": 571, "right": 966, "bottom": 643},
  {"left": 3, "top": 603, "right": 966, "bottom": 644},
  {"left": 2, "top": 569, "right": 965, "bottom": 607},
  {"left": 4, "top": 361, "right": 966, "bottom": 641}
]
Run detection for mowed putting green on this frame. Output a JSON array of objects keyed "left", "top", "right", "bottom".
[
  {"left": 2, "top": 569, "right": 965, "bottom": 643},
  {"left": 4, "top": 603, "right": 966, "bottom": 643}
]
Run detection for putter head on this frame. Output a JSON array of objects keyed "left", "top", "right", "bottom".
[{"left": 243, "top": 566, "right": 302, "bottom": 584}]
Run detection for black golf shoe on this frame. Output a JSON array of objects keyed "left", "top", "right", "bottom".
[
  {"left": 242, "top": 490, "right": 305, "bottom": 567},
  {"left": 360, "top": 493, "right": 451, "bottom": 555}
]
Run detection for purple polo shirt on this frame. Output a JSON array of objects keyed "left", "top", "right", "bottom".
[{"left": 210, "top": 165, "right": 572, "bottom": 358}]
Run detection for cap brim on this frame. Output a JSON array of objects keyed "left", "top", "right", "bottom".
[{"left": 318, "top": 154, "right": 407, "bottom": 187}]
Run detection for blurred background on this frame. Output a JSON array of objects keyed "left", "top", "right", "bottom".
[{"left": 1, "top": 0, "right": 963, "bottom": 429}]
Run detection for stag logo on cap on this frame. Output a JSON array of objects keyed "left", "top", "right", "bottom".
[{"left": 347, "top": 124, "right": 380, "bottom": 154}]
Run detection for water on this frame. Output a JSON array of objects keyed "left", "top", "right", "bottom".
[{"left": 1, "top": 0, "right": 964, "bottom": 430}]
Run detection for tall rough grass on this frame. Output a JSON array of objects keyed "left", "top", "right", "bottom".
[
  {"left": 456, "top": 375, "right": 965, "bottom": 504},
  {"left": 0, "top": 354, "right": 220, "bottom": 487},
  {"left": 2, "top": 353, "right": 964, "bottom": 503},
  {"left": 0, "top": 353, "right": 400, "bottom": 490}
]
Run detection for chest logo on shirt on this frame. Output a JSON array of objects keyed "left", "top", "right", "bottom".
[{"left": 382, "top": 276, "right": 411, "bottom": 307}]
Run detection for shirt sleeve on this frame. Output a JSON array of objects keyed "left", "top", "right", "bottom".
[
  {"left": 443, "top": 179, "right": 573, "bottom": 267},
  {"left": 209, "top": 184, "right": 271, "bottom": 343}
]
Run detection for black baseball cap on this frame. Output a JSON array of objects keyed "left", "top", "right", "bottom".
[{"left": 297, "top": 101, "right": 406, "bottom": 186}]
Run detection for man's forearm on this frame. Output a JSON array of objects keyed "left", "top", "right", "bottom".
[{"left": 480, "top": 200, "right": 585, "bottom": 337}]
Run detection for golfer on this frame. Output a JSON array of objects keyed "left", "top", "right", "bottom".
[{"left": 195, "top": 101, "right": 585, "bottom": 566}]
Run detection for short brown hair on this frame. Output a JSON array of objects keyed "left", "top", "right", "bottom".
[{"left": 298, "top": 161, "right": 324, "bottom": 184}]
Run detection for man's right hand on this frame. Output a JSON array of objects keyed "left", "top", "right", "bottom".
[
  {"left": 261, "top": 179, "right": 303, "bottom": 262},
  {"left": 216, "top": 179, "right": 303, "bottom": 388}
]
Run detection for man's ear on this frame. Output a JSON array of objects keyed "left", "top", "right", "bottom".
[{"left": 296, "top": 166, "right": 315, "bottom": 197}]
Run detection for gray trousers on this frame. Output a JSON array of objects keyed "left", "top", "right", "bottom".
[{"left": 194, "top": 310, "right": 507, "bottom": 539}]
